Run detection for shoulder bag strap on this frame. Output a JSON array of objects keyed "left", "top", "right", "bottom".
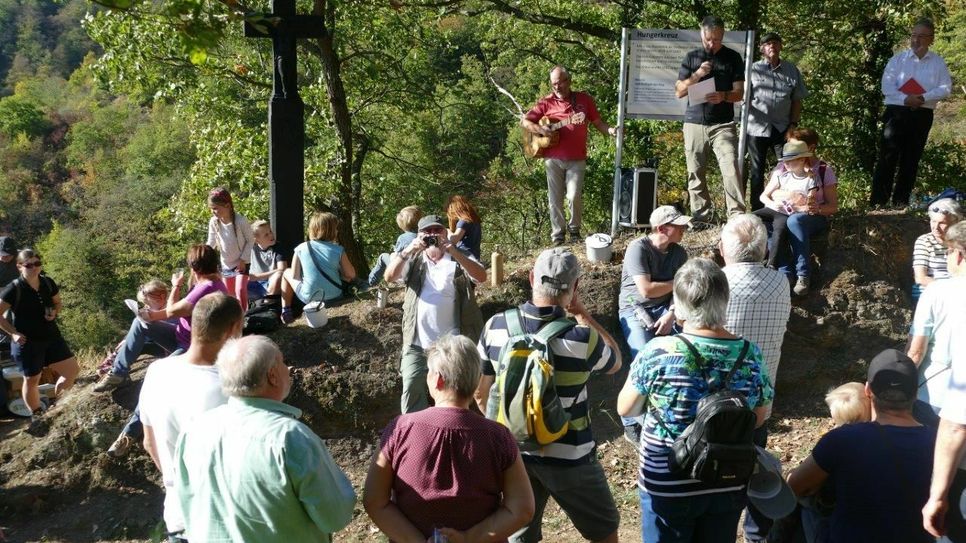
[{"left": 305, "top": 242, "right": 344, "bottom": 295}]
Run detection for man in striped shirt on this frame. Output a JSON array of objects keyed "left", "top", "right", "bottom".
[{"left": 476, "top": 247, "right": 623, "bottom": 543}]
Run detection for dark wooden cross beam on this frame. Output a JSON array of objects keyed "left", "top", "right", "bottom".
[{"left": 244, "top": 0, "right": 325, "bottom": 255}]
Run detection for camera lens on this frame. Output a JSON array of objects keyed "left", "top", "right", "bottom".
[{"left": 424, "top": 236, "right": 438, "bottom": 247}]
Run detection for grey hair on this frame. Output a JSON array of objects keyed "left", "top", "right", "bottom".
[
  {"left": 217, "top": 336, "right": 282, "bottom": 397},
  {"left": 947, "top": 222, "right": 966, "bottom": 254},
  {"left": 532, "top": 282, "right": 573, "bottom": 306},
  {"left": 701, "top": 15, "right": 725, "bottom": 31},
  {"left": 672, "top": 258, "right": 730, "bottom": 328},
  {"left": 721, "top": 214, "right": 767, "bottom": 263},
  {"left": 550, "top": 65, "right": 571, "bottom": 81},
  {"left": 929, "top": 198, "right": 962, "bottom": 224},
  {"left": 426, "top": 334, "right": 482, "bottom": 399}
]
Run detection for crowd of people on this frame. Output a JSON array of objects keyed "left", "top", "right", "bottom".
[{"left": 0, "top": 12, "right": 962, "bottom": 543}]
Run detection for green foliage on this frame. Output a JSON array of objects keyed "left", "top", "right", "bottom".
[{"left": 0, "top": 94, "right": 48, "bottom": 136}]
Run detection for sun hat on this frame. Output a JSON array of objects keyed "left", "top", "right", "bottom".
[{"left": 746, "top": 447, "right": 798, "bottom": 520}]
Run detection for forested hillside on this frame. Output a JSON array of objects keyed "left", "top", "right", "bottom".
[{"left": 1, "top": 0, "right": 964, "bottom": 352}]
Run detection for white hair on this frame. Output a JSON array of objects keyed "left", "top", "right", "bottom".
[
  {"left": 426, "top": 334, "right": 482, "bottom": 399},
  {"left": 929, "top": 198, "right": 962, "bottom": 224},
  {"left": 721, "top": 214, "right": 767, "bottom": 263},
  {"left": 217, "top": 336, "right": 282, "bottom": 397}
]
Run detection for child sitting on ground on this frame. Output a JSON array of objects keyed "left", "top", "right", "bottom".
[
  {"left": 368, "top": 206, "right": 422, "bottom": 287},
  {"left": 446, "top": 195, "right": 482, "bottom": 259},
  {"left": 247, "top": 220, "right": 289, "bottom": 302},
  {"left": 755, "top": 141, "right": 820, "bottom": 271}
]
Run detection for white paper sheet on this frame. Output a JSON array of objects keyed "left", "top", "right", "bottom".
[{"left": 687, "top": 77, "right": 716, "bottom": 105}]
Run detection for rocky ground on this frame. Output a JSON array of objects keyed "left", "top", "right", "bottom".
[{"left": 0, "top": 211, "right": 923, "bottom": 542}]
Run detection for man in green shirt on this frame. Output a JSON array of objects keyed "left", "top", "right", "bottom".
[{"left": 174, "top": 335, "right": 356, "bottom": 542}]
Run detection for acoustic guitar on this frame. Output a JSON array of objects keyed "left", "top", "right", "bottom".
[{"left": 523, "top": 112, "right": 586, "bottom": 158}]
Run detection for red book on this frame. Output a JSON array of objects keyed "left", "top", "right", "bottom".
[{"left": 898, "top": 78, "right": 926, "bottom": 95}]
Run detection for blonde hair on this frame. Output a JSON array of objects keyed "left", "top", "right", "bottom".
[
  {"left": 251, "top": 219, "right": 271, "bottom": 232},
  {"left": 825, "top": 382, "right": 871, "bottom": 427},
  {"left": 307, "top": 211, "right": 340, "bottom": 242},
  {"left": 137, "top": 279, "right": 169, "bottom": 304},
  {"left": 396, "top": 206, "right": 422, "bottom": 233}
]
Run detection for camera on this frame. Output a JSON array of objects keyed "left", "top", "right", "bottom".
[{"left": 423, "top": 235, "right": 439, "bottom": 247}]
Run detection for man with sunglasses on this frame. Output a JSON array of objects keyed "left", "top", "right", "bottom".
[{"left": 870, "top": 17, "right": 952, "bottom": 208}]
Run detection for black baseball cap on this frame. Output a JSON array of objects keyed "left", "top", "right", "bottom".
[
  {"left": 0, "top": 236, "right": 17, "bottom": 257},
  {"left": 868, "top": 349, "right": 918, "bottom": 402},
  {"left": 760, "top": 32, "right": 782, "bottom": 45}
]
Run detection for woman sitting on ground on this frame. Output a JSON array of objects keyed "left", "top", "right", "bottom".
[
  {"left": 764, "top": 127, "right": 839, "bottom": 296},
  {"left": 617, "top": 259, "right": 772, "bottom": 543},
  {"left": 281, "top": 211, "right": 355, "bottom": 323},
  {"left": 104, "top": 244, "right": 228, "bottom": 458},
  {"left": 363, "top": 334, "right": 534, "bottom": 542},
  {"left": 912, "top": 197, "right": 962, "bottom": 305},
  {"left": 94, "top": 279, "right": 180, "bottom": 392},
  {"left": 0, "top": 249, "right": 80, "bottom": 422}
]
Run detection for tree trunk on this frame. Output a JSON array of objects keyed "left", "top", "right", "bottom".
[
  {"left": 856, "top": 16, "right": 891, "bottom": 174},
  {"left": 312, "top": 0, "right": 366, "bottom": 272}
]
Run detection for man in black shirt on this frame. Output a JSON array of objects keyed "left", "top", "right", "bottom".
[
  {"left": 0, "top": 236, "right": 18, "bottom": 289},
  {"left": 675, "top": 16, "right": 746, "bottom": 221}
]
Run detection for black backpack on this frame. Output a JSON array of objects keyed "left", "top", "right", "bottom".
[
  {"left": 243, "top": 295, "right": 281, "bottom": 335},
  {"left": 651, "top": 336, "right": 758, "bottom": 487}
]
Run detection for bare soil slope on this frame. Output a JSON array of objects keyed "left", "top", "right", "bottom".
[{"left": 0, "top": 212, "right": 923, "bottom": 542}]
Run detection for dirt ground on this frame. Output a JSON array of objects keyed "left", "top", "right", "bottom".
[{"left": 0, "top": 211, "right": 925, "bottom": 543}]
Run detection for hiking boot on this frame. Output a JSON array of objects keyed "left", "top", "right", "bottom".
[
  {"left": 94, "top": 372, "right": 127, "bottom": 392},
  {"left": 280, "top": 308, "right": 295, "bottom": 325},
  {"left": 108, "top": 433, "right": 134, "bottom": 458},
  {"left": 623, "top": 423, "right": 642, "bottom": 446},
  {"left": 569, "top": 229, "right": 582, "bottom": 243},
  {"left": 793, "top": 276, "right": 810, "bottom": 296},
  {"left": 551, "top": 238, "right": 565, "bottom": 247}
]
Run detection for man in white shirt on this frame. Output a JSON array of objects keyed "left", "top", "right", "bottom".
[
  {"left": 139, "top": 292, "right": 243, "bottom": 542},
  {"left": 870, "top": 17, "right": 952, "bottom": 208},
  {"left": 920, "top": 222, "right": 966, "bottom": 540},
  {"left": 720, "top": 214, "right": 791, "bottom": 543},
  {"left": 385, "top": 214, "right": 486, "bottom": 414}
]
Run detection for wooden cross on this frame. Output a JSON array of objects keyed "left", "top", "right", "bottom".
[{"left": 244, "top": 0, "right": 325, "bottom": 254}]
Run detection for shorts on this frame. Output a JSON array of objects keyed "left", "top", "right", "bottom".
[
  {"left": 511, "top": 457, "right": 620, "bottom": 542},
  {"left": 12, "top": 335, "right": 74, "bottom": 377},
  {"left": 247, "top": 279, "right": 268, "bottom": 298}
]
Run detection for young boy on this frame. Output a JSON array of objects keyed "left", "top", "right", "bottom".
[
  {"left": 368, "top": 206, "right": 422, "bottom": 287},
  {"left": 248, "top": 220, "right": 289, "bottom": 302},
  {"left": 825, "top": 382, "right": 872, "bottom": 427},
  {"left": 796, "top": 382, "right": 872, "bottom": 543}
]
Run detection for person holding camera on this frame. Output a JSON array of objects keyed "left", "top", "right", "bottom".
[{"left": 384, "top": 214, "right": 486, "bottom": 414}]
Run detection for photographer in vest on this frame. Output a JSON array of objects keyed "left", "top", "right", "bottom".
[
  {"left": 385, "top": 214, "right": 486, "bottom": 414},
  {"left": 618, "top": 258, "right": 772, "bottom": 542}
]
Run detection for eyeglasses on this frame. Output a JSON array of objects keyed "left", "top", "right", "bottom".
[{"left": 21, "top": 260, "right": 42, "bottom": 269}]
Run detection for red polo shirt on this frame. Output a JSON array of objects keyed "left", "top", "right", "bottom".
[{"left": 525, "top": 91, "right": 601, "bottom": 161}]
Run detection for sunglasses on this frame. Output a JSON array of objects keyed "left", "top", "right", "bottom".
[
  {"left": 21, "top": 260, "right": 42, "bottom": 269},
  {"left": 930, "top": 206, "right": 955, "bottom": 215}
]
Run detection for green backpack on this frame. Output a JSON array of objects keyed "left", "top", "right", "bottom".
[{"left": 487, "top": 308, "right": 576, "bottom": 448}]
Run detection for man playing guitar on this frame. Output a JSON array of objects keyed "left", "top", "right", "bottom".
[{"left": 521, "top": 65, "right": 618, "bottom": 246}]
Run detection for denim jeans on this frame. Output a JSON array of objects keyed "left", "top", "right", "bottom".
[
  {"left": 619, "top": 305, "right": 680, "bottom": 428},
  {"left": 368, "top": 252, "right": 392, "bottom": 286},
  {"left": 640, "top": 487, "right": 746, "bottom": 543},
  {"left": 112, "top": 318, "right": 179, "bottom": 377},
  {"left": 780, "top": 213, "right": 828, "bottom": 278}
]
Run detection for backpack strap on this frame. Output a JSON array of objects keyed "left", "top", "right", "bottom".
[
  {"left": 533, "top": 317, "right": 576, "bottom": 345},
  {"left": 505, "top": 308, "right": 524, "bottom": 337},
  {"left": 721, "top": 340, "right": 751, "bottom": 388}
]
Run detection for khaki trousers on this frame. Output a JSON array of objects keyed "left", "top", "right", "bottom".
[{"left": 683, "top": 121, "right": 745, "bottom": 219}]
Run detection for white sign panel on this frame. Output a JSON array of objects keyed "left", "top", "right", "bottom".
[{"left": 625, "top": 29, "right": 750, "bottom": 120}]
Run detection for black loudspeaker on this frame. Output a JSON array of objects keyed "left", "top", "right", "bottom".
[{"left": 619, "top": 167, "right": 658, "bottom": 227}]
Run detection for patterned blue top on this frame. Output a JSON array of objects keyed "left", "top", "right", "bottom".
[{"left": 630, "top": 333, "right": 773, "bottom": 496}]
